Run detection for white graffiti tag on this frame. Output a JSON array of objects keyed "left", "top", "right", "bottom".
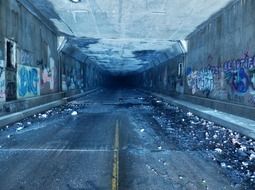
[{"left": 187, "top": 69, "right": 214, "bottom": 94}]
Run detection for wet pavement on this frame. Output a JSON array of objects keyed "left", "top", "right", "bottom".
[{"left": 0, "top": 89, "right": 254, "bottom": 190}]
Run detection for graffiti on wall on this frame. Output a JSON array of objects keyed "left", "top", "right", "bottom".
[
  {"left": 223, "top": 55, "right": 255, "bottom": 94},
  {"left": 36, "top": 45, "right": 58, "bottom": 94},
  {"left": 251, "top": 72, "right": 255, "bottom": 90},
  {"left": 17, "top": 65, "right": 40, "bottom": 98},
  {"left": 0, "top": 60, "right": 5, "bottom": 101},
  {"left": 65, "top": 67, "right": 75, "bottom": 90},
  {"left": 62, "top": 61, "right": 83, "bottom": 91},
  {"left": 42, "top": 57, "right": 55, "bottom": 90},
  {"left": 222, "top": 54, "right": 255, "bottom": 106},
  {"left": 20, "top": 50, "right": 33, "bottom": 65},
  {"left": 224, "top": 68, "right": 249, "bottom": 93},
  {"left": 0, "top": 78, "right": 5, "bottom": 100},
  {"left": 186, "top": 68, "right": 214, "bottom": 96},
  {"left": 186, "top": 53, "right": 255, "bottom": 106}
]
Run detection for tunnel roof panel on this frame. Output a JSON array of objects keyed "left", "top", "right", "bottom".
[{"left": 27, "top": 0, "right": 235, "bottom": 73}]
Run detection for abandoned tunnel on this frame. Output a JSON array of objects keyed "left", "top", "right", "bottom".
[{"left": 0, "top": 0, "right": 255, "bottom": 189}]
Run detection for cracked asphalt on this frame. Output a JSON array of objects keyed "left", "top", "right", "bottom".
[{"left": 0, "top": 89, "right": 254, "bottom": 190}]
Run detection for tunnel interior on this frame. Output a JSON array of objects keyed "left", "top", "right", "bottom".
[
  {"left": 25, "top": 0, "right": 233, "bottom": 86},
  {"left": 1, "top": 0, "right": 255, "bottom": 189}
]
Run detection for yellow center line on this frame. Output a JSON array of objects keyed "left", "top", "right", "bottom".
[{"left": 112, "top": 119, "right": 120, "bottom": 190}]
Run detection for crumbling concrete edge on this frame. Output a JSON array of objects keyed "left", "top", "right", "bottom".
[
  {"left": 139, "top": 89, "right": 255, "bottom": 140},
  {"left": 0, "top": 88, "right": 100, "bottom": 128}
]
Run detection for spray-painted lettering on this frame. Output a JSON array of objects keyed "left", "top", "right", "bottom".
[
  {"left": 42, "top": 57, "right": 55, "bottom": 90},
  {"left": 187, "top": 68, "right": 214, "bottom": 95},
  {"left": 224, "top": 55, "right": 255, "bottom": 94},
  {"left": 0, "top": 62, "right": 5, "bottom": 101},
  {"left": 17, "top": 65, "right": 40, "bottom": 98}
]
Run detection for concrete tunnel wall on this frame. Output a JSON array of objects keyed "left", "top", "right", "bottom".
[
  {"left": 0, "top": 0, "right": 104, "bottom": 112},
  {"left": 185, "top": 0, "right": 255, "bottom": 107},
  {"left": 0, "top": 0, "right": 60, "bottom": 101},
  {"left": 60, "top": 52, "right": 105, "bottom": 94},
  {"left": 136, "top": 54, "right": 185, "bottom": 95},
  {"left": 136, "top": 0, "right": 255, "bottom": 120}
]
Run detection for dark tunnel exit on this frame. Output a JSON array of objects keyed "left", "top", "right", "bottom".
[{"left": 101, "top": 74, "right": 138, "bottom": 89}]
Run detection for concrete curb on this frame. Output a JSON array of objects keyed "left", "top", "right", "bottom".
[
  {"left": 0, "top": 88, "right": 100, "bottom": 128},
  {"left": 140, "top": 89, "right": 255, "bottom": 140},
  {"left": 63, "top": 88, "right": 100, "bottom": 102},
  {"left": 0, "top": 100, "right": 66, "bottom": 128}
]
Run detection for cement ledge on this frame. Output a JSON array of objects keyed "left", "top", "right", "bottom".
[
  {"left": 0, "top": 88, "right": 100, "bottom": 128},
  {"left": 0, "top": 99, "right": 67, "bottom": 128},
  {"left": 140, "top": 89, "right": 255, "bottom": 140},
  {"left": 63, "top": 88, "right": 100, "bottom": 102}
]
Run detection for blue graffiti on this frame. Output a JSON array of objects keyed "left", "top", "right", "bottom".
[
  {"left": 186, "top": 67, "right": 192, "bottom": 76},
  {"left": 18, "top": 67, "right": 39, "bottom": 97},
  {"left": 233, "top": 68, "right": 249, "bottom": 93},
  {"left": 225, "top": 68, "right": 250, "bottom": 93}
]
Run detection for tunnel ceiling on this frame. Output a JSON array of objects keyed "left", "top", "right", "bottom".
[{"left": 27, "top": 0, "right": 234, "bottom": 73}]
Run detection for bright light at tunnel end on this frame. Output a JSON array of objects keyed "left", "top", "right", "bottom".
[{"left": 69, "top": 0, "right": 81, "bottom": 3}]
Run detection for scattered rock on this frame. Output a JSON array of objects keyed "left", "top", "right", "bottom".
[
  {"left": 249, "top": 153, "right": 255, "bottom": 160},
  {"left": 41, "top": 114, "right": 48, "bottom": 118},
  {"left": 221, "top": 163, "right": 227, "bottom": 168},
  {"left": 213, "top": 134, "right": 218, "bottom": 139},
  {"left": 242, "top": 162, "right": 249, "bottom": 167},
  {"left": 71, "top": 111, "right": 78, "bottom": 116},
  {"left": 187, "top": 112, "right": 193, "bottom": 117},
  {"left": 215, "top": 148, "right": 223, "bottom": 154},
  {"left": 46, "top": 110, "right": 52, "bottom": 114},
  {"left": 7, "top": 135, "right": 12, "bottom": 138},
  {"left": 239, "top": 145, "right": 247, "bottom": 151},
  {"left": 16, "top": 126, "right": 24, "bottom": 131}
]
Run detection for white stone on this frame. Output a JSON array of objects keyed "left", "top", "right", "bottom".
[
  {"left": 16, "top": 127, "right": 24, "bottom": 131},
  {"left": 215, "top": 148, "right": 223, "bottom": 153},
  {"left": 71, "top": 111, "right": 78, "bottom": 116},
  {"left": 249, "top": 153, "right": 255, "bottom": 160},
  {"left": 41, "top": 114, "right": 48, "bottom": 118},
  {"left": 187, "top": 112, "right": 193, "bottom": 117}
]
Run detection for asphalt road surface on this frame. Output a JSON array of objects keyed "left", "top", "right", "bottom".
[{"left": 0, "top": 89, "right": 253, "bottom": 190}]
